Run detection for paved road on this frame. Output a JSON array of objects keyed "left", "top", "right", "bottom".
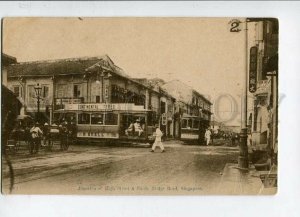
[{"left": 2, "top": 140, "right": 239, "bottom": 195}]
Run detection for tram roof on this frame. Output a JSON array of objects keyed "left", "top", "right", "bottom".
[{"left": 53, "top": 108, "right": 152, "bottom": 113}]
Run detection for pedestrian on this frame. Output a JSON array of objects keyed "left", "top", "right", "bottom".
[
  {"left": 30, "top": 122, "right": 43, "bottom": 154},
  {"left": 125, "top": 121, "right": 134, "bottom": 136},
  {"left": 59, "top": 120, "right": 68, "bottom": 150},
  {"left": 150, "top": 124, "right": 165, "bottom": 153},
  {"left": 205, "top": 128, "right": 211, "bottom": 146}
]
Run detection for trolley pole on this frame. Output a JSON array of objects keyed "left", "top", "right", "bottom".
[{"left": 238, "top": 18, "right": 249, "bottom": 169}]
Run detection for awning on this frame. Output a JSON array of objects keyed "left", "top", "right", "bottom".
[{"left": 16, "top": 115, "right": 33, "bottom": 120}]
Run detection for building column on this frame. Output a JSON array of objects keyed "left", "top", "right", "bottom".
[{"left": 145, "top": 89, "right": 149, "bottom": 109}]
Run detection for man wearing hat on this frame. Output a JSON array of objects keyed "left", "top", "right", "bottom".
[
  {"left": 43, "top": 122, "right": 50, "bottom": 147},
  {"left": 150, "top": 124, "right": 165, "bottom": 153},
  {"left": 30, "top": 122, "right": 43, "bottom": 154},
  {"left": 134, "top": 119, "right": 143, "bottom": 136}
]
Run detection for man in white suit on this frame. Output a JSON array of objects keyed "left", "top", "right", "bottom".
[{"left": 150, "top": 125, "right": 165, "bottom": 153}]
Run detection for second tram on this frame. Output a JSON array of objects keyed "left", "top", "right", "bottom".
[{"left": 180, "top": 114, "right": 208, "bottom": 144}]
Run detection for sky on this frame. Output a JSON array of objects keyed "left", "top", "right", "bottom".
[{"left": 3, "top": 17, "right": 250, "bottom": 126}]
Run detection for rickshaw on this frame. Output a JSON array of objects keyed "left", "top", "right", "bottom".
[
  {"left": 6, "top": 115, "right": 34, "bottom": 153},
  {"left": 45, "top": 122, "right": 73, "bottom": 151},
  {"left": 47, "top": 123, "right": 60, "bottom": 151},
  {"left": 59, "top": 121, "right": 76, "bottom": 151}
]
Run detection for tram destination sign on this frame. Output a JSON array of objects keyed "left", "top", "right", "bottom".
[{"left": 64, "top": 103, "right": 145, "bottom": 111}]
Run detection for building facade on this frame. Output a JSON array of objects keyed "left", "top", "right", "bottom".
[
  {"left": 162, "top": 80, "right": 212, "bottom": 143},
  {"left": 132, "top": 78, "right": 176, "bottom": 138},
  {"left": 6, "top": 55, "right": 176, "bottom": 139},
  {"left": 247, "top": 19, "right": 278, "bottom": 163}
]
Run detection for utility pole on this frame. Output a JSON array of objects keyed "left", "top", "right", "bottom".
[
  {"left": 238, "top": 18, "right": 249, "bottom": 169},
  {"left": 228, "top": 18, "right": 249, "bottom": 169}
]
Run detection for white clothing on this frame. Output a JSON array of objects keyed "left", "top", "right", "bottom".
[
  {"left": 30, "top": 126, "right": 43, "bottom": 138},
  {"left": 152, "top": 141, "right": 165, "bottom": 151},
  {"left": 152, "top": 128, "right": 164, "bottom": 150},
  {"left": 205, "top": 130, "right": 211, "bottom": 139},
  {"left": 205, "top": 130, "right": 211, "bottom": 145},
  {"left": 206, "top": 137, "right": 211, "bottom": 146},
  {"left": 125, "top": 123, "right": 134, "bottom": 135},
  {"left": 134, "top": 122, "right": 143, "bottom": 136},
  {"left": 154, "top": 128, "right": 163, "bottom": 141}
]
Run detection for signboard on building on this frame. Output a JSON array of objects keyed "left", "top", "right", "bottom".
[
  {"left": 161, "top": 113, "right": 167, "bottom": 125},
  {"left": 64, "top": 103, "right": 145, "bottom": 112},
  {"left": 55, "top": 98, "right": 82, "bottom": 105},
  {"left": 249, "top": 46, "right": 258, "bottom": 93}
]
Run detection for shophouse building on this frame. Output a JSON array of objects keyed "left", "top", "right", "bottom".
[
  {"left": 132, "top": 78, "right": 176, "bottom": 138},
  {"left": 247, "top": 18, "right": 278, "bottom": 162},
  {"left": 162, "top": 80, "right": 212, "bottom": 143},
  {"left": 6, "top": 55, "right": 176, "bottom": 140}
]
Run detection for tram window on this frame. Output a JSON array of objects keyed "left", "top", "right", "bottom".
[
  {"left": 78, "top": 113, "right": 90, "bottom": 124},
  {"left": 188, "top": 119, "right": 193, "bottom": 129},
  {"left": 53, "top": 113, "right": 63, "bottom": 124},
  {"left": 105, "top": 113, "right": 118, "bottom": 125},
  {"left": 147, "top": 111, "right": 157, "bottom": 126},
  {"left": 134, "top": 116, "right": 146, "bottom": 130},
  {"left": 182, "top": 119, "right": 187, "bottom": 128},
  {"left": 122, "top": 115, "right": 145, "bottom": 129},
  {"left": 65, "top": 113, "right": 76, "bottom": 122},
  {"left": 91, "top": 113, "right": 104, "bottom": 125},
  {"left": 193, "top": 120, "right": 200, "bottom": 129}
]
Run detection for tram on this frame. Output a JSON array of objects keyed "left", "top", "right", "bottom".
[
  {"left": 53, "top": 103, "right": 157, "bottom": 143},
  {"left": 180, "top": 114, "right": 207, "bottom": 144}
]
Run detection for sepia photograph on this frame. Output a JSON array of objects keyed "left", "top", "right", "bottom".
[{"left": 1, "top": 17, "right": 278, "bottom": 195}]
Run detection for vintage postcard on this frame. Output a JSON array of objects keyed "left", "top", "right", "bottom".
[{"left": 1, "top": 17, "right": 278, "bottom": 195}]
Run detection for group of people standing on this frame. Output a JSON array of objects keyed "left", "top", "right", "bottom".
[{"left": 205, "top": 128, "right": 240, "bottom": 146}]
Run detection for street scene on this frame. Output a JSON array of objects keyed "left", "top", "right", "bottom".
[
  {"left": 2, "top": 141, "right": 242, "bottom": 195},
  {"left": 1, "top": 18, "right": 278, "bottom": 195}
]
